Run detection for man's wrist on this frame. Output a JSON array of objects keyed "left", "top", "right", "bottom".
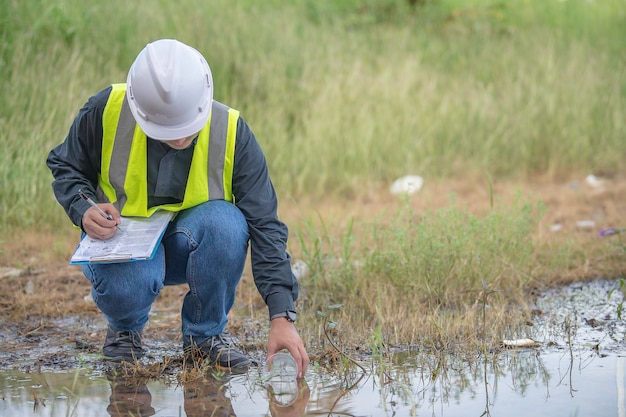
[{"left": 270, "top": 310, "right": 297, "bottom": 323}]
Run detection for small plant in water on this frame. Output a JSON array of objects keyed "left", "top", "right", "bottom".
[
  {"left": 369, "top": 325, "right": 385, "bottom": 365},
  {"left": 608, "top": 278, "right": 626, "bottom": 319},
  {"left": 316, "top": 303, "right": 370, "bottom": 415},
  {"left": 600, "top": 228, "right": 626, "bottom": 319},
  {"left": 480, "top": 278, "right": 499, "bottom": 353},
  {"left": 316, "top": 304, "right": 367, "bottom": 373}
]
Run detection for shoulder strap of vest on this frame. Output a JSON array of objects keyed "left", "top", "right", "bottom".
[{"left": 207, "top": 101, "right": 230, "bottom": 200}]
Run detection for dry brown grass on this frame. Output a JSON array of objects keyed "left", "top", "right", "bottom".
[{"left": 1, "top": 176, "right": 625, "bottom": 364}]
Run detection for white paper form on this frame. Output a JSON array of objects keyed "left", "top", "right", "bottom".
[{"left": 70, "top": 211, "right": 175, "bottom": 264}]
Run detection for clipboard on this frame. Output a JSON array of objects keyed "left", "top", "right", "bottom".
[{"left": 70, "top": 211, "right": 175, "bottom": 265}]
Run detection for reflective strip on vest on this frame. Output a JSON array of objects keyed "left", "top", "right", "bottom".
[{"left": 99, "top": 83, "right": 237, "bottom": 217}]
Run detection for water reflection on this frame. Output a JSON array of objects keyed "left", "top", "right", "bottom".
[
  {"left": 181, "top": 376, "right": 235, "bottom": 417},
  {"left": 107, "top": 375, "right": 155, "bottom": 417},
  {"left": 0, "top": 349, "right": 624, "bottom": 416},
  {"left": 3, "top": 279, "right": 625, "bottom": 415},
  {"left": 104, "top": 371, "right": 311, "bottom": 417},
  {"left": 267, "top": 379, "right": 310, "bottom": 417},
  {"left": 304, "top": 350, "right": 623, "bottom": 417}
]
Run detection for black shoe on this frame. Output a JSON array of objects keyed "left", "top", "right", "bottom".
[
  {"left": 184, "top": 333, "right": 256, "bottom": 372},
  {"left": 103, "top": 325, "right": 144, "bottom": 362}
]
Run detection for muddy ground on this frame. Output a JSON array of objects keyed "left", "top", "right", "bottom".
[{"left": 1, "top": 175, "right": 626, "bottom": 373}]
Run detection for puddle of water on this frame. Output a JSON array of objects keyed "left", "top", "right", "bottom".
[
  {"left": 1, "top": 279, "right": 625, "bottom": 417},
  {"left": 1, "top": 351, "right": 624, "bottom": 416}
]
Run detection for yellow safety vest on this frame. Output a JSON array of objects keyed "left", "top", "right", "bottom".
[{"left": 98, "top": 83, "right": 238, "bottom": 217}]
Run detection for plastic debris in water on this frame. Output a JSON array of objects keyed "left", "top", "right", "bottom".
[
  {"left": 390, "top": 175, "right": 424, "bottom": 195},
  {"left": 500, "top": 338, "right": 541, "bottom": 349}
]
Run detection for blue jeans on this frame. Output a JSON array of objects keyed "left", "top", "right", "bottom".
[{"left": 83, "top": 200, "right": 249, "bottom": 346}]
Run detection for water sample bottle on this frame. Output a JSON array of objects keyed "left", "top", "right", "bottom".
[{"left": 263, "top": 352, "right": 298, "bottom": 406}]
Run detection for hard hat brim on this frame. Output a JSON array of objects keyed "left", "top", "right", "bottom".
[{"left": 128, "top": 97, "right": 211, "bottom": 141}]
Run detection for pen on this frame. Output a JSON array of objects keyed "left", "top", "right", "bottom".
[{"left": 78, "top": 189, "right": 114, "bottom": 221}]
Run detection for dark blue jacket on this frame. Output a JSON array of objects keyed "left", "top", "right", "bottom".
[{"left": 46, "top": 86, "right": 298, "bottom": 318}]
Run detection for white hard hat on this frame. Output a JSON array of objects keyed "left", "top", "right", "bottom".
[{"left": 126, "top": 39, "right": 213, "bottom": 140}]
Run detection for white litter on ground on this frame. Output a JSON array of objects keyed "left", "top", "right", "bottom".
[
  {"left": 390, "top": 175, "right": 424, "bottom": 195},
  {"left": 291, "top": 259, "right": 309, "bottom": 280}
]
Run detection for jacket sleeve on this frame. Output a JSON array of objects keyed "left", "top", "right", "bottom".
[
  {"left": 46, "top": 88, "right": 110, "bottom": 229},
  {"left": 232, "top": 118, "right": 299, "bottom": 319}
]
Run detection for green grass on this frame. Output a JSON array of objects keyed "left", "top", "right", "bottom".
[
  {"left": 293, "top": 196, "right": 545, "bottom": 349},
  {"left": 1, "top": 0, "right": 624, "bottom": 231}
]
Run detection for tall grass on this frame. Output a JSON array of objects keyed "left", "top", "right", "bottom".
[
  {"left": 0, "top": 0, "right": 624, "bottom": 231},
  {"left": 294, "top": 196, "right": 544, "bottom": 348}
]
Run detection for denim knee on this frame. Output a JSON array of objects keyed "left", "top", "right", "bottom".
[
  {"left": 83, "top": 262, "right": 164, "bottom": 321},
  {"left": 169, "top": 200, "right": 249, "bottom": 256}
]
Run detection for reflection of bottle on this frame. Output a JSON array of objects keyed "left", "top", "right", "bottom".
[
  {"left": 269, "top": 378, "right": 311, "bottom": 417},
  {"left": 264, "top": 352, "right": 299, "bottom": 406}
]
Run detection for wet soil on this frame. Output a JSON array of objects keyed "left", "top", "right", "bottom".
[{"left": 1, "top": 175, "right": 626, "bottom": 373}]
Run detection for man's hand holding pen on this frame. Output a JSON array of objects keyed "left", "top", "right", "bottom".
[
  {"left": 82, "top": 203, "right": 121, "bottom": 240},
  {"left": 79, "top": 190, "right": 121, "bottom": 240}
]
